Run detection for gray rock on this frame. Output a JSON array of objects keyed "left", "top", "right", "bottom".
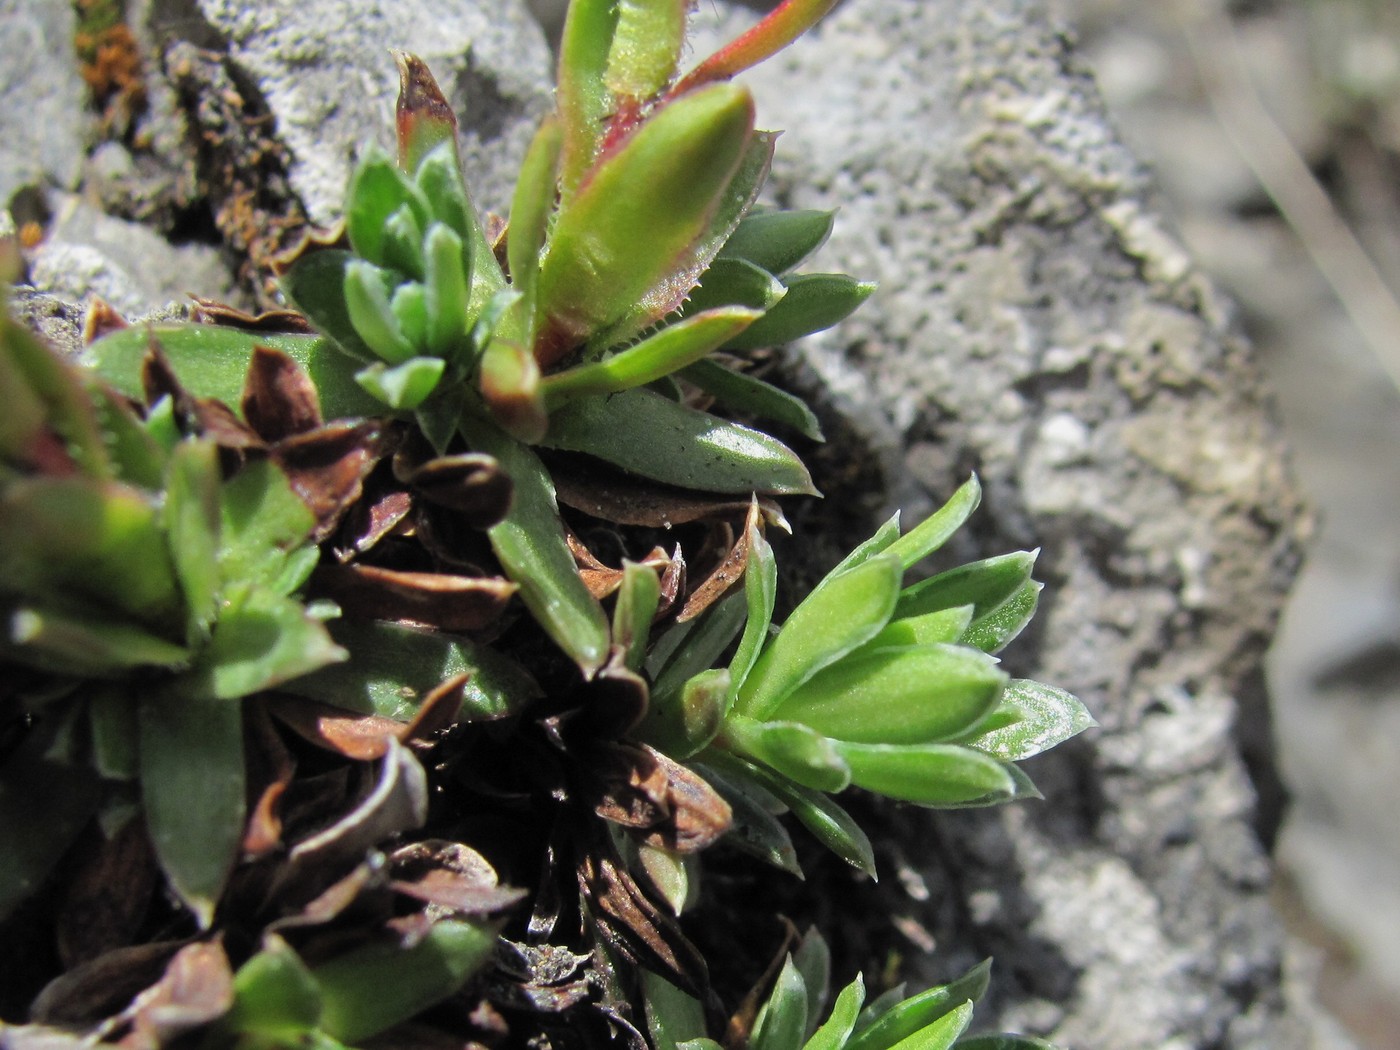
[
  {"left": 154, "top": 0, "right": 554, "bottom": 226},
  {"left": 688, "top": 1, "right": 1328, "bottom": 1046},
  {"left": 25, "top": 195, "right": 234, "bottom": 318},
  {"left": 0, "top": 0, "right": 89, "bottom": 206}
]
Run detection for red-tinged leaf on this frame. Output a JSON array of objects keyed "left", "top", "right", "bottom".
[
  {"left": 675, "top": 0, "right": 841, "bottom": 95},
  {"left": 555, "top": 0, "right": 620, "bottom": 199},
  {"left": 479, "top": 338, "right": 547, "bottom": 443},
  {"left": 394, "top": 51, "right": 458, "bottom": 173},
  {"left": 272, "top": 695, "right": 412, "bottom": 761}
]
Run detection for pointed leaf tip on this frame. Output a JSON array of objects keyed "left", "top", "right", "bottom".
[{"left": 395, "top": 51, "right": 458, "bottom": 172}]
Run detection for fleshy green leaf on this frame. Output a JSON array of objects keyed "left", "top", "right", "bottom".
[
  {"left": 423, "top": 223, "right": 471, "bottom": 359},
  {"left": 680, "top": 357, "right": 824, "bottom": 442},
  {"left": 643, "top": 970, "right": 709, "bottom": 1049},
  {"left": 284, "top": 619, "right": 538, "bottom": 722},
  {"left": 692, "top": 759, "right": 800, "bottom": 875},
  {"left": 751, "top": 955, "right": 809, "bottom": 1050},
  {"left": 163, "top": 439, "right": 222, "bottom": 640},
  {"left": 636, "top": 841, "right": 696, "bottom": 917},
  {"left": 217, "top": 459, "right": 317, "bottom": 592},
  {"left": 391, "top": 282, "right": 430, "bottom": 349},
  {"left": 181, "top": 584, "right": 346, "bottom": 701},
  {"left": 718, "top": 209, "right": 835, "bottom": 276},
  {"left": 613, "top": 559, "right": 661, "bottom": 673},
  {"left": 723, "top": 714, "right": 850, "bottom": 793},
  {"left": 722, "top": 273, "right": 875, "bottom": 351},
  {"left": 958, "top": 679, "right": 1095, "bottom": 762},
  {"left": 883, "top": 476, "right": 981, "bottom": 571},
  {"left": 88, "top": 686, "right": 138, "bottom": 780},
  {"left": 345, "top": 143, "right": 429, "bottom": 268},
  {"left": 536, "top": 83, "right": 754, "bottom": 361},
  {"left": 885, "top": 1000, "right": 973, "bottom": 1049},
  {"left": 804, "top": 975, "right": 866, "bottom": 1050},
  {"left": 769, "top": 643, "right": 1006, "bottom": 746},
  {"left": 6, "top": 605, "right": 189, "bottom": 675},
  {"left": 894, "top": 552, "right": 1038, "bottom": 623},
  {"left": 555, "top": 0, "right": 619, "bottom": 199},
  {"left": 382, "top": 205, "right": 426, "bottom": 281},
  {"left": 479, "top": 337, "right": 547, "bottom": 443},
  {"left": 960, "top": 580, "right": 1041, "bottom": 654},
  {"left": 542, "top": 387, "right": 815, "bottom": 495},
  {"left": 865, "top": 606, "right": 974, "bottom": 649},
  {"left": 652, "top": 592, "right": 748, "bottom": 701},
  {"left": 312, "top": 920, "right": 499, "bottom": 1043},
  {"left": 606, "top": 0, "right": 687, "bottom": 100},
  {"left": 735, "top": 553, "right": 902, "bottom": 720},
  {"left": 415, "top": 143, "right": 509, "bottom": 322},
  {"left": 355, "top": 356, "right": 446, "bottom": 411},
  {"left": 836, "top": 742, "right": 1017, "bottom": 807},
  {"left": 139, "top": 689, "right": 246, "bottom": 928},
  {"left": 847, "top": 962, "right": 989, "bottom": 1050},
  {"left": 681, "top": 257, "right": 787, "bottom": 315},
  {"left": 507, "top": 117, "right": 564, "bottom": 344},
  {"left": 281, "top": 250, "right": 377, "bottom": 362},
  {"left": 542, "top": 307, "right": 759, "bottom": 409},
  {"left": 87, "top": 381, "right": 167, "bottom": 489},
  {"left": 638, "top": 666, "right": 729, "bottom": 759},
  {"left": 228, "top": 935, "right": 323, "bottom": 1038},
  {"left": 345, "top": 260, "right": 417, "bottom": 364},
  {"left": 459, "top": 416, "right": 610, "bottom": 674},
  {"left": 793, "top": 930, "right": 832, "bottom": 1041},
  {"left": 728, "top": 518, "right": 777, "bottom": 696}
]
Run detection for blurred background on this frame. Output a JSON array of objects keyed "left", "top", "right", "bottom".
[{"left": 1050, "top": 0, "right": 1400, "bottom": 1046}]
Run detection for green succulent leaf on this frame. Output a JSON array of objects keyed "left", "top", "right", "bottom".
[
  {"left": 960, "top": 579, "right": 1041, "bottom": 654},
  {"left": 536, "top": 83, "right": 754, "bottom": 359},
  {"left": 355, "top": 356, "right": 446, "bottom": 410},
  {"left": 217, "top": 458, "right": 317, "bottom": 593},
  {"left": 414, "top": 143, "right": 510, "bottom": 320},
  {"left": 391, "top": 282, "right": 430, "bottom": 349},
  {"left": 182, "top": 584, "right": 346, "bottom": 701},
  {"left": 639, "top": 666, "right": 729, "bottom": 759},
  {"left": 345, "top": 260, "right": 418, "bottom": 364},
  {"left": 542, "top": 387, "right": 816, "bottom": 495},
  {"left": 894, "top": 551, "right": 1038, "bottom": 623},
  {"left": 459, "top": 416, "right": 610, "bottom": 675},
  {"left": 88, "top": 381, "right": 168, "bottom": 489},
  {"left": 643, "top": 971, "right": 709, "bottom": 1049},
  {"left": 804, "top": 975, "right": 866, "bottom": 1050},
  {"left": 345, "top": 142, "right": 430, "bottom": 268},
  {"left": 884, "top": 475, "right": 981, "bottom": 571},
  {"left": 0, "top": 729, "right": 104, "bottom": 922},
  {"left": 728, "top": 517, "right": 777, "bottom": 696},
  {"left": 606, "top": 0, "right": 687, "bottom": 100},
  {"left": 722, "top": 273, "right": 875, "bottom": 352},
  {"left": 847, "top": 964, "right": 989, "bottom": 1050},
  {"left": 285, "top": 619, "right": 539, "bottom": 722},
  {"left": 837, "top": 742, "right": 1017, "bottom": 807},
  {"left": 381, "top": 204, "right": 426, "bottom": 280},
  {"left": 163, "top": 439, "right": 222, "bottom": 640},
  {"left": 865, "top": 606, "right": 974, "bottom": 649},
  {"left": 718, "top": 208, "right": 836, "bottom": 276},
  {"left": 88, "top": 686, "right": 138, "bottom": 780},
  {"left": 681, "top": 257, "right": 787, "bottom": 315},
  {"left": 0, "top": 475, "right": 182, "bottom": 626},
  {"left": 542, "top": 307, "right": 760, "bottom": 410},
  {"left": 555, "top": 0, "right": 619, "bottom": 199},
  {"left": 954, "top": 1036, "right": 1061, "bottom": 1049},
  {"left": 139, "top": 689, "right": 246, "bottom": 929},
  {"left": 311, "top": 920, "right": 499, "bottom": 1043},
  {"left": 479, "top": 337, "right": 547, "bottom": 443},
  {"left": 769, "top": 643, "right": 1006, "bottom": 746},
  {"left": 793, "top": 930, "right": 832, "bottom": 1041},
  {"left": 736, "top": 553, "right": 902, "bottom": 720},
  {"left": 6, "top": 605, "right": 189, "bottom": 675},
  {"left": 751, "top": 954, "right": 809, "bottom": 1050},
  {"left": 651, "top": 591, "right": 748, "bottom": 701},
  {"left": 723, "top": 714, "right": 850, "bottom": 793},
  {"left": 422, "top": 223, "right": 471, "bottom": 359},
  {"left": 679, "top": 357, "right": 824, "bottom": 442},
  {"left": 281, "top": 250, "right": 377, "bottom": 363},
  {"left": 228, "top": 934, "right": 323, "bottom": 1039},
  {"left": 958, "top": 679, "right": 1095, "bottom": 762},
  {"left": 613, "top": 559, "right": 662, "bottom": 673},
  {"left": 508, "top": 116, "right": 564, "bottom": 343}
]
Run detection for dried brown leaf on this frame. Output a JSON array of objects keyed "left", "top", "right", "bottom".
[
  {"left": 31, "top": 941, "right": 186, "bottom": 1027},
  {"left": 189, "top": 296, "right": 317, "bottom": 334},
  {"left": 116, "top": 940, "right": 233, "bottom": 1050},
  {"left": 552, "top": 457, "right": 781, "bottom": 529},
  {"left": 82, "top": 299, "right": 128, "bottom": 345},
  {"left": 57, "top": 818, "right": 158, "bottom": 968},
  {"left": 309, "top": 562, "right": 516, "bottom": 633},
  {"left": 241, "top": 344, "right": 323, "bottom": 440},
  {"left": 676, "top": 498, "right": 764, "bottom": 623},
  {"left": 273, "top": 420, "right": 392, "bottom": 541},
  {"left": 403, "top": 453, "right": 513, "bottom": 529},
  {"left": 243, "top": 701, "right": 296, "bottom": 857},
  {"left": 339, "top": 489, "right": 415, "bottom": 560}
]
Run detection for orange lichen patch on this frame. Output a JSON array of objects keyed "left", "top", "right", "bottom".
[
  {"left": 18, "top": 222, "right": 44, "bottom": 250},
  {"left": 73, "top": 1, "right": 147, "bottom": 134}
]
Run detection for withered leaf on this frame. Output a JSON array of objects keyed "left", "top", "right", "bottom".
[
  {"left": 676, "top": 498, "right": 764, "bottom": 623},
  {"left": 31, "top": 941, "right": 187, "bottom": 1027},
  {"left": 241, "top": 344, "right": 323, "bottom": 440},
  {"left": 272, "top": 694, "right": 409, "bottom": 761},
  {"left": 244, "top": 700, "right": 296, "bottom": 857},
  {"left": 389, "top": 868, "right": 526, "bottom": 917},
  {"left": 402, "top": 453, "right": 513, "bottom": 529},
  {"left": 642, "top": 746, "right": 732, "bottom": 854},
  {"left": 591, "top": 743, "right": 671, "bottom": 832},
  {"left": 340, "top": 489, "right": 415, "bottom": 560},
  {"left": 82, "top": 298, "right": 128, "bottom": 345},
  {"left": 116, "top": 940, "right": 233, "bottom": 1050},
  {"left": 310, "top": 562, "right": 516, "bottom": 633},
  {"left": 57, "top": 817, "right": 158, "bottom": 969},
  {"left": 273, "top": 420, "right": 392, "bottom": 541},
  {"left": 578, "top": 837, "right": 710, "bottom": 999},
  {"left": 189, "top": 295, "right": 317, "bottom": 334},
  {"left": 141, "top": 341, "right": 263, "bottom": 448}
]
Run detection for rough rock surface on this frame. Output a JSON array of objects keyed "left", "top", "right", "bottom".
[
  {"left": 0, "top": 0, "right": 88, "bottom": 207},
  {"left": 150, "top": 0, "right": 554, "bottom": 226},
  {"left": 687, "top": 2, "right": 1324, "bottom": 1046}
]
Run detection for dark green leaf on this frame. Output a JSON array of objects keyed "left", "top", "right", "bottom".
[
  {"left": 770, "top": 643, "right": 1006, "bottom": 745},
  {"left": 955, "top": 1036, "right": 1061, "bottom": 1049},
  {"left": 643, "top": 970, "right": 709, "bottom": 1049},
  {"left": 837, "top": 742, "right": 1016, "bottom": 807},
  {"left": 728, "top": 518, "right": 777, "bottom": 696},
  {"left": 682, "top": 257, "right": 786, "bottom": 315},
  {"left": 459, "top": 417, "right": 610, "bottom": 674},
  {"left": 751, "top": 955, "right": 808, "bottom": 1050},
  {"left": 847, "top": 961, "right": 990, "bottom": 1050},
  {"left": 0, "top": 729, "right": 103, "bottom": 921},
  {"left": 280, "top": 250, "right": 376, "bottom": 362},
  {"left": 680, "top": 357, "right": 824, "bottom": 442},
  {"left": 735, "top": 553, "right": 902, "bottom": 720},
  {"left": 284, "top": 619, "right": 539, "bottom": 722},
  {"left": 163, "top": 439, "right": 221, "bottom": 640},
  {"left": 542, "top": 387, "right": 816, "bottom": 495},
  {"left": 88, "top": 686, "right": 138, "bottom": 780},
  {"left": 722, "top": 714, "right": 850, "bottom": 793},
  {"left": 692, "top": 759, "right": 800, "bottom": 876},
  {"left": 793, "top": 929, "right": 831, "bottom": 1041},
  {"left": 722, "top": 273, "right": 875, "bottom": 351},
  {"left": 718, "top": 209, "right": 835, "bottom": 276},
  {"left": 312, "top": 920, "right": 498, "bottom": 1043},
  {"left": 959, "top": 679, "right": 1095, "bottom": 762},
  {"left": 139, "top": 689, "right": 245, "bottom": 928},
  {"left": 652, "top": 592, "right": 748, "bottom": 701},
  {"left": 6, "top": 605, "right": 188, "bottom": 675}
]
